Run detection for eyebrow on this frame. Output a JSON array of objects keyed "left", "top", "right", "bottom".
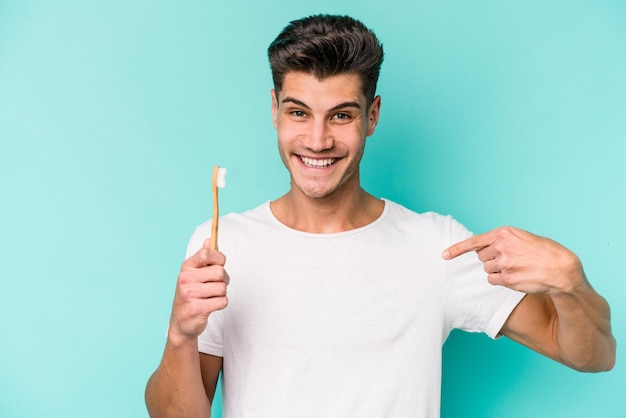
[{"left": 281, "top": 97, "right": 362, "bottom": 112}]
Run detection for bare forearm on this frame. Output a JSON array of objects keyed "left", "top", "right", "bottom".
[
  {"left": 145, "top": 336, "right": 212, "bottom": 418},
  {"left": 552, "top": 278, "right": 616, "bottom": 372},
  {"left": 146, "top": 243, "right": 228, "bottom": 417}
]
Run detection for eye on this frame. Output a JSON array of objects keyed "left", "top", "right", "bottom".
[
  {"left": 331, "top": 112, "right": 353, "bottom": 124},
  {"left": 290, "top": 110, "right": 307, "bottom": 118}
]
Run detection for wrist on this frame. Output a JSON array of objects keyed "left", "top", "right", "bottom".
[
  {"left": 166, "top": 321, "right": 199, "bottom": 349},
  {"left": 550, "top": 250, "right": 587, "bottom": 295}
]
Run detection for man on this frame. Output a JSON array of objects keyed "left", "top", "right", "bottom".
[{"left": 145, "top": 14, "right": 615, "bottom": 417}]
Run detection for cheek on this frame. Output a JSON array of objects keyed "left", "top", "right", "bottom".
[
  {"left": 276, "top": 133, "right": 293, "bottom": 164},
  {"left": 277, "top": 120, "right": 307, "bottom": 144}
]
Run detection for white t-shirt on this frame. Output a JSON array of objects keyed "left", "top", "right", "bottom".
[{"left": 186, "top": 200, "right": 525, "bottom": 417}]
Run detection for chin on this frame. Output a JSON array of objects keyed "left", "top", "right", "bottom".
[
  {"left": 301, "top": 189, "right": 335, "bottom": 200},
  {"left": 295, "top": 183, "right": 338, "bottom": 200}
]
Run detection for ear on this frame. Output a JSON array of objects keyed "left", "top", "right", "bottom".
[
  {"left": 366, "top": 95, "right": 381, "bottom": 136},
  {"left": 271, "top": 89, "right": 279, "bottom": 129}
]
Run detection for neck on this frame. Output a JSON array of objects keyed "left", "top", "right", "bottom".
[{"left": 270, "top": 187, "right": 384, "bottom": 234}]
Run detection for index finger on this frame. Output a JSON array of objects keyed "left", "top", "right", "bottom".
[{"left": 442, "top": 232, "right": 494, "bottom": 260}]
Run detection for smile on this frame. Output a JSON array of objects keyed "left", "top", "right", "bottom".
[{"left": 300, "top": 156, "right": 336, "bottom": 168}]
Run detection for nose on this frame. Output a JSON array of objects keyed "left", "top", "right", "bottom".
[{"left": 307, "top": 119, "right": 334, "bottom": 152}]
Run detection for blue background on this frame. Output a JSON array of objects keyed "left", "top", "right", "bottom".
[{"left": 1, "top": 1, "right": 624, "bottom": 417}]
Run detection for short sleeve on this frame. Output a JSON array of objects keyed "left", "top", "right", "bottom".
[
  {"left": 198, "top": 309, "right": 224, "bottom": 356},
  {"left": 444, "top": 219, "right": 526, "bottom": 339}
]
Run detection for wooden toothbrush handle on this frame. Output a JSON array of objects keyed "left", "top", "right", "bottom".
[{"left": 209, "top": 166, "right": 219, "bottom": 250}]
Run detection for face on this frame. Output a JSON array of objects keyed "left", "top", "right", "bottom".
[{"left": 271, "top": 72, "right": 381, "bottom": 200}]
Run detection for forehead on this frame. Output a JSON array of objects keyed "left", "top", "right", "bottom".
[{"left": 278, "top": 72, "right": 366, "bottom": 105}]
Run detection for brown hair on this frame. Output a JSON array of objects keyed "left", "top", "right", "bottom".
[{"left": 268, "top": 14, "right": 384, "bottom": 104}]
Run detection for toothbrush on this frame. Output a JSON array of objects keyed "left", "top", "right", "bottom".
[{"left": 209, "top": 165, "right": 227, "bottom": 250}]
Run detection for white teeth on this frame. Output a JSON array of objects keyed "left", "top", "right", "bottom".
[{"left": 300, "top": 156, "right": 336, "bottom": 168}]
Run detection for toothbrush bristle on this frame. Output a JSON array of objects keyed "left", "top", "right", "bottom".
[{"left": 216, "top": 167, "right": 227, "bottom": 188}]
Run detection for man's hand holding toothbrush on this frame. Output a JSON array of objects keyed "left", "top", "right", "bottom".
[{"left": 169, "top": 238, "right": 229, "bottom": 344}]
